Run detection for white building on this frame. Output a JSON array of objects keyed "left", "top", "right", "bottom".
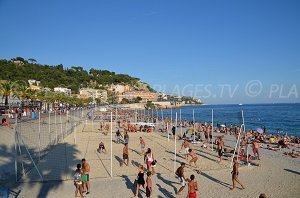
[
  {"left": 79, "top": 88, "right": 107, "bottom": 101},
  {"left": 54, "top": 87, "right": 72, "bottom": 96}
]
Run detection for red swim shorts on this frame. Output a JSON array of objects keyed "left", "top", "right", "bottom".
[{"left": 189, "top": 192, "right": 197, "bottom": 198}]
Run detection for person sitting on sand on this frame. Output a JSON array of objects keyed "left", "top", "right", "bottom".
[
  {"left": 278, "top": 138, "right": 289, "bottom": 149},
  {"left": 284, "top": 149, "right": 299, "bottom": 158},
  {"left": 266, "top": 144, "right": 280, "bottom": 151},
  {"left": 1, "top": 118, "right": 13, "bottom": 129},
  {"left": 97, "top": 142, "right": 107, "bottom": 154}
]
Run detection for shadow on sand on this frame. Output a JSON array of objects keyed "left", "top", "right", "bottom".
[{"left": 284, "top": 169, "right": 300, "bottom": 175}]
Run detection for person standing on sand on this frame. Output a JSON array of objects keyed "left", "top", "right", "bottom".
[
  {"left": 252, "top": 140, "right": 260, "bottom": 160},
  {"left": 144, "top": 148, "right": 156, "bottom": 174},
  {"left": 188, "top": 149, "right": 201, "bottom": 174},
  {"left": 216, "top": 137, "right": 224, "bottom": 163},
  {"left": 187, "top": 174, "right": 198, "bottom": 198},
  {"left": 124, "top": 131, "right": 129, "bottom": 144},
  {"left": 146, "top": 171, "right": 153, "bottom": 198},
  {"left": 132, "top": 163, "right": 146, "bottom": 198},
  {"left": 81, "top": 158, "right": 91, "bottom": 194},
  {"left": 180, "top": 139, "right": 190, "bottom": 161},
  {"left": 231, "top": 157, "right": 245, "bottom": 190},
  {"left": 74, "top": 164, "right": 84, "bottom": 198},
  {"left": 175, "top": 163, "right": 187, "bottom": 195},
  {"left": 140, "top": 137, "right": 146, "bottom": 155},
  {"left": 122, "top": 143, "right": 129, "bottom": 166}
]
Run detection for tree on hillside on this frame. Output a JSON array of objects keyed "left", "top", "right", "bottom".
[{"left": 28, "top": 58, "right": 37, "bottom": 64}]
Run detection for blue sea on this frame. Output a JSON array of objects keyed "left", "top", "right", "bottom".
[{"left": 156, "top": 103, "right": 300, "bottom": 137}]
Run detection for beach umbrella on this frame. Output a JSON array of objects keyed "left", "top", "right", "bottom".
[{"left": 256, "top": 128, "right": 263, "bottom": 134}]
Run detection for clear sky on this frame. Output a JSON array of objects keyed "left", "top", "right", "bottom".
[{"left": 0, "top": 0, "right": 299, "bottom": 104}]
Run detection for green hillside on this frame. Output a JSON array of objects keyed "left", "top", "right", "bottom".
[{"left": 0, "top": 57, "right": 150, "bottom": 93}]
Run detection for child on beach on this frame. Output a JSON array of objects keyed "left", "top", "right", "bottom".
[{"left": 74, "top": 164, "right": 84, "bottom": 198}]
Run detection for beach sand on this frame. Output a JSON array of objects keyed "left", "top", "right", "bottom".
[{"left": 6, "top": 122, "right": 300, "bottom": 198}]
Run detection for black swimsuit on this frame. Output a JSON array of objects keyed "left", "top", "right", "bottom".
[{"left": 137, "top": 172, "right": 145, "bottom": 185}]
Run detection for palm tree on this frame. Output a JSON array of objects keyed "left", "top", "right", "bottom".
[
  {"left": 14, "top": 84, "right": 30, "bottom": 106},
  {"left": 0, "top": 81, "right": 16, "bottom": 107}
]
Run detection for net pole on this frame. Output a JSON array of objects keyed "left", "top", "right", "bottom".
[
  {"left": 180, "top": 109, "right": 183, "bottom": 137},
  {"left": 174, "top": 112, "right": 177, "bottom": 173},
  {"left": 110, "top": 111, "right": 113, "bottom": 177},
  {"left": 55, "top": 111, "right": 57, "bottom": 144},
  {"left": 211, "top": 109, "right": 214, "bottom": 151},
  {"left": 171, "top": 108, "right": 173, "bottom": 137},
  {"left": 92, "top": 109, "right": 94, "bottom": 132},
  {"left": 193, "top": 109, "right": 195, "bottom": 142},
  {"left": 60, "top": 111, "right": 63, "bottom": 140},
  {"left": 14, "top": 116, "right": 18, "bottom": 182},
  {"left": 167, "top": 122, "right": 169, "bottom": 142},
  {"left": 38, "top": 111, "right": 41, "bottom": 161},
  {"left": 48, "top": 111, "right": 51, "bottom": 145}
]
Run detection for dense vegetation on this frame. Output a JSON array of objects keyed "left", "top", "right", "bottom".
[{"left": 0, "top": 57, "right": 147, "bottom": 93}]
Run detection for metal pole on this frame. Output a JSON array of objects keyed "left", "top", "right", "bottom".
[
  {"left": 14, "top": 116, "right": 18, "bottom": 182},
  {"left": 193, "top": 109, "right": 195, "bottom": 142},
  {"left": 167, "top": 122, "right": 169, "bottom": 142},
  {"left": 55, "top": 111, "right": 57, "bottom": 144},
  {"left": 38, "top": 111, "right": 41, "bottom": 160},
  {"left": 171, "top": 108, "right": 173, "bottom": 137},
  {"left": 110, "top": 111, "right": 113, "bottom": 177},
  {"left": 48, "top": 111, "right": 51, "bottom": 145},
  {"left": 60, "top": 111, "right": 63, "bottom": 140},
  {"left": 92, "top": 109, "right": 94, "bottom": 132},
  {"left": 180, "top": 109, "right": 183, "bottom": 137},
  {"left": 174, "top": 112, "right": 177, "bottom": 173},
  {"left": 211, "top": 109, "right": 214, "bottom": 151}
]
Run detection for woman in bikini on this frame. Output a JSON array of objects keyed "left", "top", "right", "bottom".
[{"left": 188, "top": 149, "right": 201, "bottom": 174}]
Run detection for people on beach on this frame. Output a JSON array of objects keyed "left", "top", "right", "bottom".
[
  {"left": 81, "top": 158, "right": 90, "bottom": 194},
  {"left": 144, "top": 148, "right": 156, "bottom": 174},
  {"left": 74, "top": 163, "right": 84, "bottom": 198},
  {"left": 180, "top": 139, "right": 190, "bottom": 161},
  {"left": 140, "top": 137, "right": 146, "bottom": 155},
  {"left": 231, "top": 157, "right": 245, "bottom": 190},
  {"left": 122, "top": 143, "right": 129, "bottom": 166},
  {"left": 97, "top": 142, "right": 107, "bottom": 154},
  {"left": 187, "top": 174, "right": 198, "bottom": 198},
  {"left": 133, "top": 163, "right": 146, "bottom": 198},
  {"left": 146, "top": 171, "right": 153, "bottom": 198},
  {"left": 216, "top": 137, "right": 224, "bottom": 162},
  {"left": 188, "top": 149, "right": 201, "bottom": 173},
  {"left": 175, "top": 163, "right": 187, "bottom": 195}
]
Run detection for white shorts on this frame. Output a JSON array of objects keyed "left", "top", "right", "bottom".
[
  {"left": 184, "top": 148, "right": 190, "bottom": 154},
  {"left": 179, "top": 177, "right": 186, "bottom": 187}
]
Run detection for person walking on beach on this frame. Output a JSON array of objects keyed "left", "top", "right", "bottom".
[
  {"left": 132, "top": 163, "right": 146, "bottom": 198},
  {"left": 216, "top": 137, "right": 224, "bottom": 163},
  {"left": 144, "top": 148, "right": 156, "bottom": 174},
  {"left": 146, "top": 171, "right": 153, "bottom": 198},
  {"left": 172, "top": 125, "right": 176, "bottom": 137},
  {"left": 81, "top": 158, "right": 91, "bottom": 194},
  {"left": 124, "top": 131, "right": 129, "bottom": 144},
  {"left": 122, "top": 143, "right": 129, "bottom": 166},
  {"left": 252, "top": 140, "right": 260, "bottom": 160},
  {"left": 180, "top": 139, "right": 190, "bottom": 162},
  {"left": 187, "top": 174, "right": 198, "bottom": 198},
  {"left": 175, "top": 163, "right": 187, "bottom": 195},
  {"left": 74, "top": 163, "right": 84, "bottom": 198},
  {"left": 140, "top": 137, "right": 146, "bottom": 155},
  {"left": 188, "top": 149, "right": 201, "bottom": 174},
  {"left": 231, "top": 157, "right": 245, "bottom": 190}
]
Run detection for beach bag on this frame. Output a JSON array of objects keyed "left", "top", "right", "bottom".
[{"left": 151, "top": 160, "right": 157, "bottom": 167}]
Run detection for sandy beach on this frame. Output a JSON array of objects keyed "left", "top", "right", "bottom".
[{"left": 3, "top": 120, "right": 298, "bottom": 198}]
